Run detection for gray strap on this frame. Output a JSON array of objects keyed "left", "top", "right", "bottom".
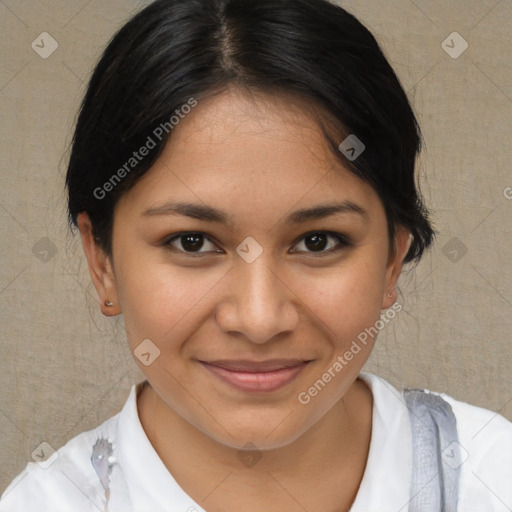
[{"left": 404, "top": 388, "right": 461, "bottom": 512}]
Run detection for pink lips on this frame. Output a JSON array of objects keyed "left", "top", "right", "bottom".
[{"left": 199, "top": 359, "right": 310, "bottom": 392}]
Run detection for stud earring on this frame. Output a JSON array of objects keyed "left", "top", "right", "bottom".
[{"left": 104, "top": 300, "right": 114, "bottom": 307}]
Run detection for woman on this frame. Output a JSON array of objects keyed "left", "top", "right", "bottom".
[{"left": 2, "top": 0, "right": 511, "bottom": 510}]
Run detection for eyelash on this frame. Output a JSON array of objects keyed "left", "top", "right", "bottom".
[{"left": 161, "top": 231, "right": 352, "bottom": 257}]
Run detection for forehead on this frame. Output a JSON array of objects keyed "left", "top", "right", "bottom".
[{"left": 116, "top": 87, "right": 383, "bottom": 221}]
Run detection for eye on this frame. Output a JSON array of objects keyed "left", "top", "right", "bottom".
[
  {"left": 163, "top": 232, "right": 222, "bottom": 255},
  {"left": 162, "top": 230, "right": 352, "bottom": 257},
  {"left": 291, "top": 231, "right": 351, "bottom": 255}
]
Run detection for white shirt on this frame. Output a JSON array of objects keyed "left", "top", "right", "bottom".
[{"left": 1, "top": 372, "right": 511, "bottom": 511}]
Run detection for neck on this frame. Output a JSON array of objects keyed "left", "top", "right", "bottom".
[{"left": 137, "top": 377, "right": 372, "bottom": 512}]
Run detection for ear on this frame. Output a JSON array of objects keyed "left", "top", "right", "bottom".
[
  {"left": 77, "top": 212, "right": 121, "bottom": 317},
  {"left": 381, "top": 226, "right": 412, "bottom": 309}
]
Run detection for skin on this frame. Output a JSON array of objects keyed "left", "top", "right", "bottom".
[{"left": 78, "top": 87, "right": 411, "bottom": 512}]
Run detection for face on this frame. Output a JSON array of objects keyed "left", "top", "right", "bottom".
[{"left": 79, "top": 87, "right": 410, "bottom": 451}]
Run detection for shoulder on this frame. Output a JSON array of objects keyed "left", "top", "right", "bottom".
[
  {"left": 360, "top": 373, "right": 512, "bottom": 510},
  {"left": 1, "top": 412, "right": 120, "bottom": 512},
  {"left": 362, "top": 373, "right": 512, "bottom": 465},
  {"left": 440, "top": 391, "right": 512, "bottom": 455},
  {"left": 404, "top": 382, "right": 512, "bottom": 510},
  {"left": 439, "top": 391, "right": 512, "bottom": 510}
]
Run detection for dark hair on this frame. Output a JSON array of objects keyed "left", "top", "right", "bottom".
[{"left": 65, "top": 0, "right": 435, "bottom": 263}]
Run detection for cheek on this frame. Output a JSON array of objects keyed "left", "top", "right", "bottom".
[
  {"left": 115, "top": 254, "right": 227, "bottom": 350},
  {"left": 293, "top": 254, "right": 386, "bottom": 346}
]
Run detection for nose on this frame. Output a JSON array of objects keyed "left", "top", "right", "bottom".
[{"left": 216, "top": 254, "right": 300, "bottom": 345}]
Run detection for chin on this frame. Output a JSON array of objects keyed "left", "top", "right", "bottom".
[{"left": 198, "top": 415, "right": 310, "bottom": 452}]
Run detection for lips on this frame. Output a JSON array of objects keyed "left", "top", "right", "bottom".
[
  {"left": 198, "top": 359, "right": 311, "bottom": 392},
  {"left": 203, "top": 359, "right": 308, "bottom": 372}
]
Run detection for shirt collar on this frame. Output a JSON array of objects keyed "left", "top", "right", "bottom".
[
  {"left": 116, "top": 374, "right": 412, "bottom": 511},
  {"left": 116, "top": 379, "right": 207, "bottom": 511},
  {"left": 349, "top": 372, "right": 412, "bottom": 511}
]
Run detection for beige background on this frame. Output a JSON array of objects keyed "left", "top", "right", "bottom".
[{"left": 1, "top": 0, "right": 511, "bottom": 494}]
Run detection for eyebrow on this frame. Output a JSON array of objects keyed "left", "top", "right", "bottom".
[{"left": 141, "top": 200, "right": 369, "bottom": 226}]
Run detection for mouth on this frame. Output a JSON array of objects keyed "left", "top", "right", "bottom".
[{"left": 197, "top": 359, "right": 312, "bottom": 392}]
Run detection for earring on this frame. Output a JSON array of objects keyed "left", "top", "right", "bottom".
[
  {"left": 387, "top": 291, "right": 393, "bottom": 298},
  {"left": 104, "top": 300, "right": 114, "bottom": 307}
]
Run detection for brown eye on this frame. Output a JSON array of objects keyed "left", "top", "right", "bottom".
[
  {"left": 164, "top": 232, "right": 220, "bottom": 254},
  {"left": 293, "top": 232, "right": 351, "bottom": 255},
  {"left": 304, "top": 233, "right": 329, "bottom": 251},
  {"left": 179, "top": 234, "right": 205, "bottom": 252}
]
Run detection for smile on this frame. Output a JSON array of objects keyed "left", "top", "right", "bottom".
[{"left": 198, "top": 359, "right": 311, "bottom": 392}]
